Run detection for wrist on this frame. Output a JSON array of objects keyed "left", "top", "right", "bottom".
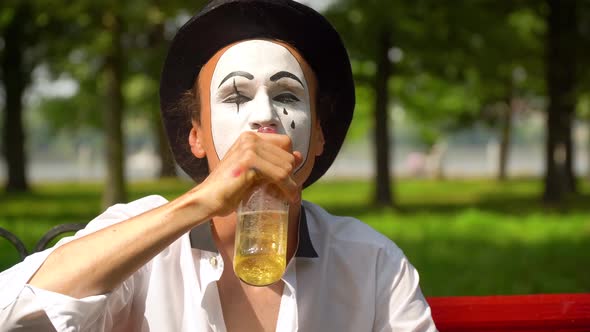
[{"left": 171, "top": 187, "right": 216, "bottom": 228}]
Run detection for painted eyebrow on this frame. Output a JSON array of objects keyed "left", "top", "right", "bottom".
[
  {"left": 270, "top": 71, "right": 304, "bottom": 88},
  {"left": 218, "top": 71, "right": 254, "bottom": 88}
]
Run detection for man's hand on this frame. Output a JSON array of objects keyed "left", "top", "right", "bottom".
[{"left": 189, "top": 131, "right": 303, "bottom": 218}]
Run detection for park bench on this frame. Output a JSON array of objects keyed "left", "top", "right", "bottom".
[
  {"left": 1, "top": 225, "right": 590, "bottom": 331},
  {"left": 428, "top": 293, "right": 590, "bottom": 331}
]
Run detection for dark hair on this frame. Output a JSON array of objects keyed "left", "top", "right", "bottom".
[
  {"left": 179, "top": 85, "right": 201, "bottom": 124},
  {"left": 170, "top": 78, "right": 209, "bottom": 182}
]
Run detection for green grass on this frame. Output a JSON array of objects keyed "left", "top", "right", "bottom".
[{"left": 1, "top": 178, "right": 589, "bottom": 297}]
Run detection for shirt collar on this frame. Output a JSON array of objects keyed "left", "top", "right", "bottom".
[{"left": 189, "top": 205, "right": 318, "bottom": 258}]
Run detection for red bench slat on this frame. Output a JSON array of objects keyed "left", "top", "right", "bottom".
[{"left": 427, "top": 293, "right": 590, "bottom": 332}]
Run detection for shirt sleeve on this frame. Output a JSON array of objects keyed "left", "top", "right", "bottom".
[
  {"left": 373, "top": 246, "right": 438, "bottom": 332},
  {"left": 0, "top": 195, "right": 167, "bottom": 332}
]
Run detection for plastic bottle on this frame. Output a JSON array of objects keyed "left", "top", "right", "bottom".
[{"left": 233, "top": 126, "right": 290, "bottom": 286}]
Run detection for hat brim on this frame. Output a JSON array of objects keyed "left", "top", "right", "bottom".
[{"left": 160, "top": 0, "right": 355, "bottom": 188}]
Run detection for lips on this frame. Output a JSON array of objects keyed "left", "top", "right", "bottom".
[{"left": 257, "top": 126, "right": 277, "bottom": 134}]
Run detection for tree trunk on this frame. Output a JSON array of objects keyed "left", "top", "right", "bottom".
[
  {"left": 543, "top": 0, "right": 577, "bottom": 203},
  {"left": 498, "top": 99, "right": 513, "bottom": 182},
  {"left": 372, "top": 26, "right": 394, "bottom": 207},
  {"left": 429, "top": 141, "right": 447, "bottom": 180},
  {"left": 102, "top": 12, "right": 127, "bottom": 207},
  {"left": 1, "top": 6, "right": 30, "bottom": 192},
  {"left": 148, "top": 21, "right": 176, "bottom": 178},
  {"left": 155, "top": 112, "right": 177, "bottom": 178}
]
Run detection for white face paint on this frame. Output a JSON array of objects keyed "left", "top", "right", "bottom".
[{"left": 209, "top": 40, "right": 311, "bottom": 171}]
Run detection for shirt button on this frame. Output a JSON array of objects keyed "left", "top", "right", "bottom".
[{"left": 210, "top": 256, "right": 218, "bottom": 268}]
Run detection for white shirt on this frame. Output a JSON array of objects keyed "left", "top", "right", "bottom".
[{"left": 0, "top": 195, "right": 437, "bottom": 332}]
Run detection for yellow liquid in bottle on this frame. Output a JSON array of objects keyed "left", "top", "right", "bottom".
[{"left": 234, "top": 210, "right": 288, "bottom": 286}]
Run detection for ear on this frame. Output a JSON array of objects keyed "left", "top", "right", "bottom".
[
  {"left": 314, "top": 121, "right": 325, "bottom": 157},
  {"left": 189, "top": 125, "right": 206, "bottom": 159}
]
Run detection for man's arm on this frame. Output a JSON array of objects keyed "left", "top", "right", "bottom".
[
  {"left": 27, "top": 131, "right": 300, "bottom": 299},
  {"left": 373, "top": 247, "right": 438, "bottom": 332}
]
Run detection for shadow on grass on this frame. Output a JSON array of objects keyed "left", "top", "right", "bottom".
[
  {"left": 0, "top": 191, "right": 101, "bottom": 225},
  {"left": 0, "top": 187, "right": 188, "bottom": 207},
  {"left": 397, "top": 236, "right": 590, "bottom": 296},
  {"left": 0, "top": 182, "right": 193, "bottom": 227},
  {"left": 317, "top": 192, "right": 590, "bottom": 218},
  {"left": 305, "top": 178, "right": 590, "bottom": 218}
]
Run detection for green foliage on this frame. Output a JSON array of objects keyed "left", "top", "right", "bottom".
[
  {"left": 346, "top": 82, "right": 373, "bottom": 140},
  {"left": 578, "top": 93, "right": 590, "bottom": 119},
  {"left": 124, "top": 74, "right": 159, "bottom": 115},
  {"left": 34, "top": 87, "right": 102, "bottom": 133},
  {"left": 0, "top": 7, "right": 15, "bottom": 28},
  {"left": 0, "top": 0, "right": 208, "bottom": 134},
  {"left": 393, "top": 73, "right": 480, "bottom": 125},
  {"left": 325, "top": 0, "right": 549, "bottom": 143}
]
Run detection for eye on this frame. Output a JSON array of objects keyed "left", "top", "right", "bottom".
[
  {"left": 223, "top": 94, "right": 251, "bottom": 105},
  {"left": 273, "top": 93, "right": 300, "bottom": 104},
  {"left": 222, "top": 78, "right": 251, "bottom": 107}
]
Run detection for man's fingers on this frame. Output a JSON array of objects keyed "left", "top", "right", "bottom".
[
  {"left": 245, "top": 167, "right": 260, "bottom": 182},
  {"left": 235, "top": 157, "right": 298, "bottom": 201},
  {"left": 255, "top": 143, "right": 296, "bottom": 171},
  {"left": 255, "top": 132, "right": 293, "bottom": 152},
  {"left": 229, "top": 132, "right": 298, "bottom": 176},
  {"left": 219, "top": 131, "right": 302, "bottom": 203}
]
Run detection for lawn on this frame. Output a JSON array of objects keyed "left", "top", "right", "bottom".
[{"left": 1, "top": 178, "right": 589, "bottom": 297}]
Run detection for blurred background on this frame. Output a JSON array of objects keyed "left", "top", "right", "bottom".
[{"left": 0, "top": 0, "right": 589, "bottom": 296}]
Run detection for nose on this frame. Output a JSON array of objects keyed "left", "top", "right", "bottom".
[{"left": 248, "top": 89, "right": 279, "bottom": 130}]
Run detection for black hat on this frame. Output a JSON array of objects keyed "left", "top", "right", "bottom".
[{"left": 160, "top": 0, "right": 354, "bottom": 188}]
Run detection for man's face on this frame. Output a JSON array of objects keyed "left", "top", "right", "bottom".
[{"left": 208, "top": 40, "right": 312, "bottom": 172}]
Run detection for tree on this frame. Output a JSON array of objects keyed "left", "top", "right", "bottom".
[
  {"left": 543, "top": 0, "right": 578, "bottom": 203},
  {"left": 147, "top": 21, "right": 177, "bottom": 178},
  {"left": 407, "top": 1, "right": 545, "bottom": 182},
  {"left": 47, "top": 1, "right": 131, "bottom": 207},
  {"left": 0, "top": 4, "right": 33, "bottom": 192},
  {"left": 101, "top": 10, "right": 126, "bottom": 206},
  {"left": 373, "top": 24, "right": 394, "bottom": 206},
  {"left": 577, "top": 2, "right": 590, "bottom": 181},
  {"left": 470, "top": 5, "right": 544, "bottom": 182},
  {"left": 1, "top": 0, "right": 76, "bottom": 192},
  {"left": 33, "top": 1, "right": 201, "bottom": 206},
  {"left": 325, "top": 0, "right": 423, "bottom": 207},
  {"left": 124, "top": 2, "right": 182, "bottom": 179}
]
